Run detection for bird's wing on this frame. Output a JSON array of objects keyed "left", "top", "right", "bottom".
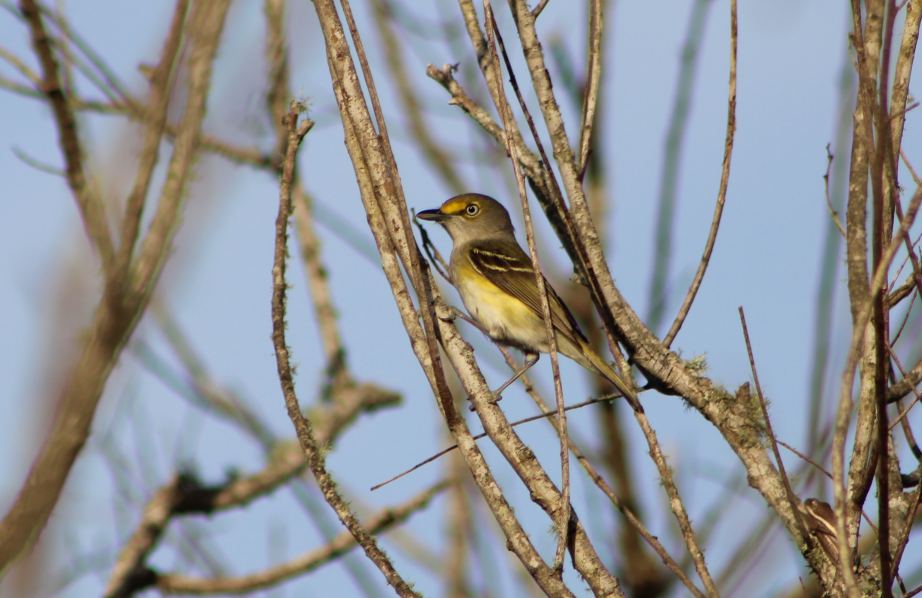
[{"left": 467, "top": 241, "right": 586, "bottom": 346}]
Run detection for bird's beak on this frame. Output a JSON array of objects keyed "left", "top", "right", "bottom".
[{"left": 417, "top": 208, "right": 450, "bottom": 222}]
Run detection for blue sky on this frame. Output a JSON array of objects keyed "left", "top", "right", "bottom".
[{"left": 1, "top": 0, "right": 921, "bottom": 596}]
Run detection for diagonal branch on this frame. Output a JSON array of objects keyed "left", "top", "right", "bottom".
[
  {"left": 0, "top": 0, "right": 230, "bottom": 575},
  {"left": 154, "top": 482, "right": 448, "bottom": 596},
  {"left": 19, "top": 0, "right": 115, "bottom": 271}
]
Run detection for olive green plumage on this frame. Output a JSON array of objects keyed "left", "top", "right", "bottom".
[{"left": 418, "top": 193, "right": 641, "bottom": 412}]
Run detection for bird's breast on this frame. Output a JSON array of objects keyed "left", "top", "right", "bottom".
[{"left": 456, "top": 272, "right": 546, "bottom": 352}]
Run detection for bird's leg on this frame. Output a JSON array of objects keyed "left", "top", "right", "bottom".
[{"left": 487, "top": 351, "right": 539, "bottom": 404}]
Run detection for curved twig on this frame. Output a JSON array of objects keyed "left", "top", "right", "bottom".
[{"left": 662, "top": 0, "right": 736, "bottom": 348}]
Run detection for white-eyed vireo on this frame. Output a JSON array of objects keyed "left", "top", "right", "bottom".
[{"left": 418, "top": 193, "right": 642, "bottom": 412}]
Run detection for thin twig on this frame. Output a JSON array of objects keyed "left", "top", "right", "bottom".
[
  {"left": 114, "top": 0, "right": 188, "bottom": 285},
  {"left": 371, "top": 395, "right": 617, "bottom": 491},
  {"left": 575, "top": 0, "right": 602, "bottom": 179},
  {"left": 824, "top": 144, "right": 848, "bottom": 237},
  {"left": 497, "top": 349, "right": 707, "bottom": 598},
  {"left": 19, "top": 0, "right": 115, "bottom": 271},
  {"left": 662, "top": 0, "right": 736, "bottom": 348},
  {"left": 647, "top": 0, "right": 714, "bottom": 336},
  {"left": 738, "top": 307, "right": 808, "bottom": 542},
  {"left": 155, "top": 482, "right": 449, "bottom": 595},
  {"left": 484, "top": 2, "right": 571, "bottom": 571},
  {"left": 271, "top": 102, "right": 419, "bottom": 597}
]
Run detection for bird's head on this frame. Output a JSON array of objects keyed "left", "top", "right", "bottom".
[{"left": 417, "top": 193, "right": 515, "bottom": 244}]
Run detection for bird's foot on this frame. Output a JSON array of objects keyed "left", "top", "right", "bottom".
[{"left": 467, "top": 390, "right": 503, "bottom": 411}]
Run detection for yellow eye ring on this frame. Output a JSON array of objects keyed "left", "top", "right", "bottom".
[{"left": 466, "top": 204, "right": 479, "bottom": 216}]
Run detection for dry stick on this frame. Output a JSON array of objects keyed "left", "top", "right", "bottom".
[
  {"left": 888, "top": 0, "right": 922, "bottom": 160},
  {"left": 505, "top": 1, "right": 722, "bottom": 593},
  {"left": 0, "top": 43, "right": 42, "bottom": 85},
  {"left": 832, "top": 179, "right": 922, "bottom": 597},
  {"left": 531, "top": 0, "right": 550, "bottom": 18},
  {"left": 155, "top": 482, "right": 448, "bottom": 596},
  {"left": 263, "top": 0, "right": 353, "bottom": 396},
  {"left": 372, "top": 0, "right": 465, "bottom": 194},
  {"left": 647, "top": 0, "right": 714, "bottom": 336},
  {"left": 894, "top": 400, "right": 922, "bottom": 460},
  {"left": 18, "top": 0, "right": 114, "bottom": 271},
  {"left": 103, "top": 476, "right": 183, "bottom": 598},
  {"left": 662, "top": 0, "right": 736, "bottom": 348},
  {"left": 294, "top": 188, "right": 355, "bottom": 394},
  {"left": 497, "top": 351, "right": 708, "bottom": 598},
  {"left": 888, "top": 349, "right": 922, "bottom": 432},
  {"left": 115, "top": 0, "right": 188, "bottom": 283},
  {"left": 885, "top": 346, "right": 922, "bottom": 582},
  {"left": 904, "top": 149, "right": 922, "bottom": 186},
  {"left": 35, "top": 3, "right": 138, "bottom": 111},
  {"left": 834, "top": 6, "right": 886, "bottom": 597},
  {"left": 314, "top": 2, "right": 576, "bottom": 594},
  {"left": 372, "top": 395, "right": 617, "bottom": 491},
  {"left": 738, "top": 308, "right": 809, "bottom": 541},
  {"left": 874, "top": 8, "right": 900, "bottom": 598},
  {"left": 483, "top": 3, "right": 571, "bottom": 573},
  {"left": 271, "top": 104, "right": 419, "bottom": 598},
  {"left": 0, "top": 0, "right": 229, "bottom": 577},
  {"left": 824, "top": 145, "right": 848, "bottom": 238},
  {"left": 129, "top": 0, "right": 229, "bottom": 297},
  {"left": 575, "top": 0, "right": 601, "bottom": 179}
]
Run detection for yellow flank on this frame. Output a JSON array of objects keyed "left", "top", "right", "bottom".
[{"left": 456, "top": 262, "right": 539, "bottom": 343}]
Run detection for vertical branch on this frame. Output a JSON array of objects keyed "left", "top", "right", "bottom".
[
  {"left": 264, "top": 0, "right": 353, "bottom": 396},
  {"left": 372, "top": 0, "right": 466, "bottom": 194},
  {"left": 807, "top": 61, "right": 854, "bottom": 474},
  {"left": 270, "top": 103, "right": 420, "bottom": 598},
  {"left": 873, "top": 2, "right": 900, "bottom": 594},
  {"left": 889, "top": 0, "right": 921, "bottom": 156},
  {"left": 18, "top": 0, "right": 115, "bottom": 271},
  {"left": 739, "top": 307, "right": 807, "bottom": 542},
  {"left": 114, "top": 0, "right": 189, "bottom": 283},
  {"left": 293, "top": 188, "right": 354, "bottom": 395},
  {"left": 837, "top": 6, "right": 884, "bottom": 581},
  {"left": 483, "top": 2, "right": 570, "bottom": 571},
  {"left": 575, "top": 0, "right": 601, "bottom": 178}
]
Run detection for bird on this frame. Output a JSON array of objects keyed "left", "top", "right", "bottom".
[{"left": 417, "top": 193, "right": 642, "bottom": 412}]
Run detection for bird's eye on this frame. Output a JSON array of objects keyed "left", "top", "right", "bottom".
[{"left": 466, "top": 204, "right": 479, "bottom": 216}]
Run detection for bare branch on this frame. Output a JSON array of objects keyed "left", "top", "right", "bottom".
[
  {"left": 663, "top": 0, "right": 737, "bottom": 347},
  {"left": 0, "top": 0, "right": 230, "bottom": 574},
  {"left": 154, "top": 482, "right": 449, "bottom": 596},
  {"left": 483, "top": 2, "right": 571, "bottom": 571},
  {"left": 19, "top": 0, "right": 115, "bottom": 271},
  {"left": 271, "top": 100, "right": 421, "bottom": 596}
]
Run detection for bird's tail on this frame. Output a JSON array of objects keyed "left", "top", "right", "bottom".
[{"left": 578, "top": 338, "right": 643, "bottom": 413}]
